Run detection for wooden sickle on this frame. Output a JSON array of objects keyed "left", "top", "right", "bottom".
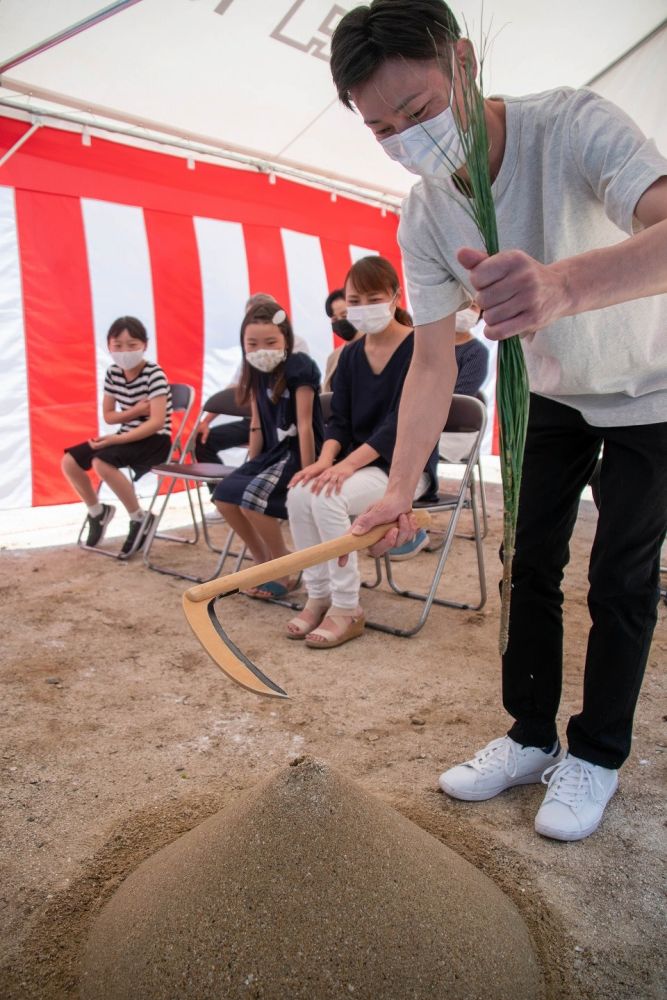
[{"left": 182, "top": 510, "right": 431, "bottom": 698}]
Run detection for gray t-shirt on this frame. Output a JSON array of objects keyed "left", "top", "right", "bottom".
[{"left": 398, "top": 87, "right": 667, "bottom": 426}]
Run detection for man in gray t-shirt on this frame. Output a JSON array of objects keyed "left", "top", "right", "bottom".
[{"left": 331, "top": 0, "right": 667, "bottom": 843}]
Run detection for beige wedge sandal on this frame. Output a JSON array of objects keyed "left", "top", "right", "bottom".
[
  {"left": 305, "top": 608, "right": 366, "bottom": 649},
  {"left": 286, "top": 598, "right": 330, "bottom": 640}
]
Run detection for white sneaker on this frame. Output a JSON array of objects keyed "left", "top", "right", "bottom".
[
  {"left": 534, "top": 754, "right": 618, "bottom": 842},
  {"left": 439, "top": 736, "right": 561, "bottom": 802},
  {"left": 205, "top": 508, "right": 224, "bottom": 523}
]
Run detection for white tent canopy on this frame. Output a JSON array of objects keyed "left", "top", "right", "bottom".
[{"left": 1, "top": 0, "right": 665, "bottom": 201}]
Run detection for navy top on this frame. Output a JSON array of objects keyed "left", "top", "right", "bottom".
[
  {"left": 256, "top": 352, "right": 324, "bottom": 463},
  {"left": 326, "top": 333, "right": 438, "bottom": 499},
  {"left": 454, "top": 337, "right": 489, "bottom": 397}
]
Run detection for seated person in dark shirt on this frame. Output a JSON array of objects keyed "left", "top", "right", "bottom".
[
  {"left": 454, "top": 307, "right": 488, "bottom": 396},
  {"left": 322, "top": 288, "right": 363, "bottom": 391},
  {"left": 439, "top": 307, "right": 490, "bottom": 462},
  {"left": 286, "top": 256, "right": 438, "bottom": 649}
]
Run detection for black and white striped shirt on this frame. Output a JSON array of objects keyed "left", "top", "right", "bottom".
[{"left": 104, "top": 361, "right": 172, "bottom": 436}]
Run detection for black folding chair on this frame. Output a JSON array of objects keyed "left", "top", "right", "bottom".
[
  {"left": 364, "top": 394, "right": 488, "bottom": 637},
  {"left": 143, "top": 387, "right": 251, "bottom": 582},
  {"left": 438, "top": 390, "right": 489, "bottom": 539}
]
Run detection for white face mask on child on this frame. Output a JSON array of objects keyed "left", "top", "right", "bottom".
[
  {"left": 111, "top": 349, "right": 145, "bottom": 370},
  {"left": 346, "top": 301, "right": 395, "bottom": 335},
  {"left": 246, "top": 349, "right": 286, "bottom": 373}
]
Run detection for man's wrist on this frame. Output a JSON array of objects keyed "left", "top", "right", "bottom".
[
  {"left": 384, "top": 483, "right": 414, "bottom": 511},
  {"left": 551, "top": 257, "right": 579, "bottom": 319}
]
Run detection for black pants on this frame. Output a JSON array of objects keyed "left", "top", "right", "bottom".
[
  {"left": 195, "top": 418, "right": 250, "bottom": 493},
  {"left": 194, "top": 418, "right": 250, "bottom": 464},
  {"left": 503, "top": 394, "right": 667, "bottom": 769}
]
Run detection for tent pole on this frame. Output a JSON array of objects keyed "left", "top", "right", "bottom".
[
  {"left": 0, "top": 0, "right": 144, "bottom": 75},
  {"left": 0, "top": 120, "right": 42, "bottom": 169}
]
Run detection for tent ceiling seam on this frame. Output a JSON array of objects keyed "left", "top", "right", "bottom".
[{"left": 273, "top": 96, "right": 339, "bottom": 160}]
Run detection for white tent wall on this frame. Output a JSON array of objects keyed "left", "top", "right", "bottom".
[
  {"left": 589, "top": 22, "right": 667, "bottom": 157},
  {"left": 0, "top": 113, "right": 412, "bottom": 509}
]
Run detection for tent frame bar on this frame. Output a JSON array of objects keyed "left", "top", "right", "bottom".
[
  {"left": 0, "top": 1, "right": 144, "bottom": 75},
  {"left": 0, "top": 118, "right": 42, "bottom": 168},
  {"left": 0, "top": 99, "right": 402, "bottom": 212},
  {"left": 586, "top": 17, "right": 666, "bottom": 85}
]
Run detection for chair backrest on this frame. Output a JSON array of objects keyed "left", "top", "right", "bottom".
[
  {"left": 320, "top": 391, "right": 333, "bottom": 424},
  {"left": 443, "top": 394, "right": 486, "bottom": 435},
  {"left": 170, "top": 382, "right": 195, "bottom": 416},
  {"left": 437, "top": 394, "right": 487, "bottom": 470},
  {"left": 204, "top": 386, "right": 251, "bottom": 418},
  {"left": 167, "top": 383, "right": 196, "bottom": 461}
]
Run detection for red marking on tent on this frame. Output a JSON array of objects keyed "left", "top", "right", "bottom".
[
  {"left": 492, "top": 397, "right": 500, "bottom": 455},
  {"left": 15, "top": 189, "right": 96, "bottom": 506},
  {"left": 144, "top": 209, "right": 204, "bottom": 419},
  {"left": 243, "top": 224, "right": 292, "bottom": 316}
]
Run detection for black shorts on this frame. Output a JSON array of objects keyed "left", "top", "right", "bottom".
[{"left": 65, "top": 434, "right": 171, "bottom": 480}]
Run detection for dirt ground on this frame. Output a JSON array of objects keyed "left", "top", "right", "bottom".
[{"left": 1, "top": 483, "right": 665, "bottom": 1000}]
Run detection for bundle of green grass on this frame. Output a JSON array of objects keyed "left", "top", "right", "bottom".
[{"left": 81, "top": 758, "right": 543, "bottom": 1000}]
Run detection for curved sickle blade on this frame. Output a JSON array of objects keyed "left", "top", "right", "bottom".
[
  {"left": 182, "top": 511, "right": 431, "bottom": 698},
  {"left": 182, "top": 592, "right": 288, "bottom": 698}
]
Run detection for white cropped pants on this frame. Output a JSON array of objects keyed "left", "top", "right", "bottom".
[{"left": 287, "top": 467, "right": 428, "bottom": 610}]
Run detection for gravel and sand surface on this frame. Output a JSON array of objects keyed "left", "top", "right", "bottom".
[{"left": 1, "top": 482, "right": 665, "bottom": 999}]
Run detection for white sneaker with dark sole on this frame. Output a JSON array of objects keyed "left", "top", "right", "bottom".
[
  {"left": 534, "top": 754, "right": 618, "bottom": 842},
  {"left": 439, "top": 736, "right": 561, "bottom": 801}
]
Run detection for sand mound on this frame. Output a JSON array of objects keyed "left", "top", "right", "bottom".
[{"left": 81, "top": 757, "right": 543, "bottom": 1000}]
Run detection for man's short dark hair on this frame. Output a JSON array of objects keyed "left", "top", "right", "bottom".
[
  {"left": 330, "top": 0, "right": 461, "bottom": 109},
  {"left": 325, "top": 288, "right": 345, "bottom": 318}
]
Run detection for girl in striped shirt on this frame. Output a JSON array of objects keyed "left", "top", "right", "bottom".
[{"left": 62, "top": 316, "right": 172, "bottom": 557}]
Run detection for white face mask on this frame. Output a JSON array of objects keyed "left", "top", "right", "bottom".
[
  {"left": 380, "top": 61, "right": 464, "bottom": 178},
  {"left": 346, "top": 301, "right": 395, "bottom": 336},
  {"left": 246, "top": 349, "right": 286, "bottom": 373},
  {"left": 455, "top": 308, "right": 480, "bottom": 332},
  {"left": 111, "top": 349, "right": 145, "bottom": 370}
]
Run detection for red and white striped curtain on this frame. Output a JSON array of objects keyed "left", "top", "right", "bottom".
[{"left": 0, "top": 116, "right": 497, "bottom": 510}]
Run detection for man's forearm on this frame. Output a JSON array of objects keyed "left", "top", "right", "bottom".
[
  {"left": 386, "top": 350, "right": 457, "bottom": 503},
  {"left": 554, "top": 217, "right": 667, "bottom": 318}
]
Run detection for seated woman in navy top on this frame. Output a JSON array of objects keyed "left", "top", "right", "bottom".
[
  {"left": 287, "top": 256, "right": 438, "bottom": 648},
  {"left": 213, "top": 302, "right": 323, "bottom": 598}
]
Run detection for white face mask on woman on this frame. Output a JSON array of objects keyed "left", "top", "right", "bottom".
[
  {"left": 245, "top": 349, "right": 286, "bottom": 373},
  {"left": 380, "top": 60, "right": 464, "bottom": 178},
  {"left": 111, "top": 349, "right": 145, "bottom": 370},
  {"left": 345, "top": 301, "right": 395, "bottom": 335}
]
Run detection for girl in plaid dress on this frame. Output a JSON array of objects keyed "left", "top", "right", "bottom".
[{"left": 212, "top": 302, "right": 324, "bottom": 599}]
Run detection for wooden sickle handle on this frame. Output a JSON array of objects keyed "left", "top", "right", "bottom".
[{"left": 184, "top": 509, "right": 431, "bottom": 604}]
